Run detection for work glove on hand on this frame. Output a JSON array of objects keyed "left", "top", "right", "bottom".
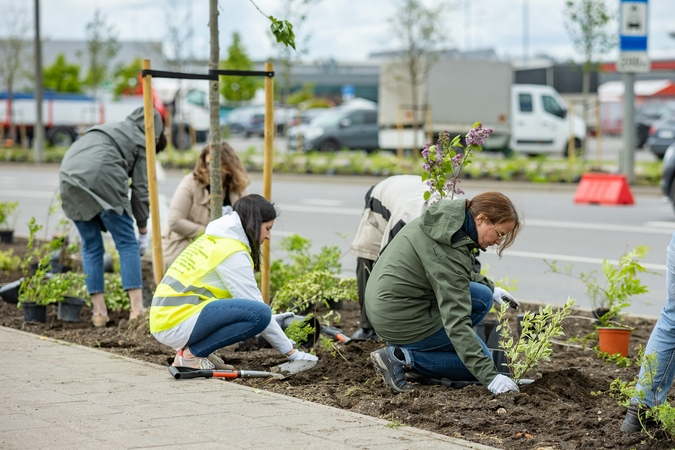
[
  {"left": 287, "top": 350, "right": 318, "bottom": 362},
  {"left": 221, "top": 205, "right": 233, "bottom": 216},
  {"left": 137, "top": 232, "right": 149, "bottom": 256},
  {"left": 493, "top": 287, "right": 519, "bottom": 309},
  {"left": 273, "top": 312, "right": 295, "bottom": 328},
  {"left": 487, "top": 374, "right": 520, "bottom": 394}
]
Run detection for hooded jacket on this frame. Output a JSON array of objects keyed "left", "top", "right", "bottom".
[
  {"left": 364, "top": 198, "right": 498, "bottom": 386},
  {"left": 59, "top": 107, "right": 163, "bottom": 228},
  {"left": 350, "top": 175, "right": 437, "bottom": 261},
  {"left": 151, "top": 211, "right": 292, "bottom": 354}
]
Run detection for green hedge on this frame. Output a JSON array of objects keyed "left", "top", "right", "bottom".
[{"left": 1, "top": 146, "right": 662, "bottom": 186}]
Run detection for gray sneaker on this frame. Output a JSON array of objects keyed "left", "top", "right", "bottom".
[{"left": 370, "top": 347, "right": 414, "bottom": 394}]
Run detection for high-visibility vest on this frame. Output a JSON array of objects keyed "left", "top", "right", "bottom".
[{"left": 149, "top": 234, "right": 252, "bottom": 333}]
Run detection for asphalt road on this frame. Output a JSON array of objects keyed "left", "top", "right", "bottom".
[{"left": 1, "top": 161, "right": 673, "bottom": 318}]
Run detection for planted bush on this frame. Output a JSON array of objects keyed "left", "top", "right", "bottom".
[{"left": 496, "top": 298, "right": 576, "bottom": 382}]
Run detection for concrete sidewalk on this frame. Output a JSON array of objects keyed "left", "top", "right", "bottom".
[{"left": 1, "top": 326, "right": 497, "bottom": 450}]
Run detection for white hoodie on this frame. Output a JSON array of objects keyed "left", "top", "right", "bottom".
[{"left": 153, "top": 212, "right": 293, "bottom": 355}]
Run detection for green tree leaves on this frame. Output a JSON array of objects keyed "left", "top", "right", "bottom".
[
  {"left": 219, "top": 33, "right": 262, "bottom": 103},
  {"left": 43, "top": 54, "right": 83, "bottom": 93}
]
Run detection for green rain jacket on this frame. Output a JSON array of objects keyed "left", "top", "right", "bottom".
[
  {"left": 59, "top": 107, "right": 163, "bottom": 229},
  {"left": 365, "top": 198, "right": 499, "bottom": 386}
]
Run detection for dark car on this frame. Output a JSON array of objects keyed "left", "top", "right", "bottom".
[
  {"left": 648, "top": 114, "right": 675, "bottom": 159},
  {"left": 287, "top": 108, "right": 379, "bottom": 152},
  {"left": 660, "top": 143, "right": 675, "bottom": 211},
  {"left": 636, "top": 105, "right": 675, "bottom": 148},
  {"left": 222, "top": 107, "right": 265, "bottom": 137}
]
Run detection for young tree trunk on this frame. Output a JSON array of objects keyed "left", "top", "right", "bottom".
[
  {"left": 208, "top": 0, "right": 222, "bottom": 221},
  {"left": 582, "top": 70, "right": 590, "bottom": 151}
]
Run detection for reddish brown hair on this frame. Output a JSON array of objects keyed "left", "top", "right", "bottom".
[{"left": 467, "top": 191, "right": 522, "bottom": 257}]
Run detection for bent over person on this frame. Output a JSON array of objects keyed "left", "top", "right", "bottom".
[
  {"left": 60, "top": 106, "right": 166, "bottom": 327},
  {"left": 150, "top": 194, "right": 317, "bottom": 370},
  {"left": 350, "top": 175, "right": 437, "bottom": 341},
  {"left": 365, "top": 192, "right": 521, "bottom": 394}
]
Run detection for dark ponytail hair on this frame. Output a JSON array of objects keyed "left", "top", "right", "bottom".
[{"left": 233, "top": 194, "right": 277, "bottom": 270}]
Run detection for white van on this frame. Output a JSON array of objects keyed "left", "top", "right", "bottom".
[{"left": 510, "top": 84, "right": 586, "bottom": 156}]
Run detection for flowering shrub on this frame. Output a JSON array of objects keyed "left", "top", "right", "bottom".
[{"left": 421, "top": 122, "right": 493, "bottom": 201}]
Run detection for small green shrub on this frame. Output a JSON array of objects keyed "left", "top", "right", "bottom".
[
  {"left": 0, "top": 249, "right": 21, "bottom": 271},
  {"left": 497, "top": 298, "right": 575, "bottom": 382},
  {"left": 0, "top": 201, "right": 19, "bottom": 230},
  {"left": 546, "top": 246, "right": 650, "bottom": 327},
  {"left": 103, "top": 273, "right": 129, "bottom": 311}
]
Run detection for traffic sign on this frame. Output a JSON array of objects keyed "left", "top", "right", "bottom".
[
  {"left": 618, "top": 0, "right": 649, "bottom": 73},
  {"left": 617, "top": 52, "right": 650, "bottom": 73},
  {"left": 342, "top": 84, "right": 355, "bottom": 101}
]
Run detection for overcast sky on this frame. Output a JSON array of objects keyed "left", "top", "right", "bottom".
[{"left": 6, "top": 0, "right": 675, "bottom": 63}]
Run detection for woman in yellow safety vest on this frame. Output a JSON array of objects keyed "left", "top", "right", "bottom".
[{"left": 150, "top": 194, "right": 317, "bottom": 370}]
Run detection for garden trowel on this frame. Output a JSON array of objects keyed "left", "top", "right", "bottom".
[{"left": 168, "top": 359, "right": 317, "bottom": 381}]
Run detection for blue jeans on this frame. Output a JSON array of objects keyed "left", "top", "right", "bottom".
[
  {"left": 397, "top": 282, "right": 493, "bottom": 381},
  {"left": 187, "top": 299, "right": 271, "bottom": 357},
  {"left": 634, "top": 232, "right": 675, "bottom": 408},
  {"left": 74, "top": 210, "right": 142, "bottom": 294}
]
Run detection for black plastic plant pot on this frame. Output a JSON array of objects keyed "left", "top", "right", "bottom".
[
  {"left": 0, "top": 230, "right": 14, "bottom": 244},
  {"left": 0, "top": 278, "right": 23, "bottom": 304},
  {"left": 58, "top": 296, "right": 86, "bottom": 322},
  {"left": 22, "top": 302, "right": 47, "bottom": 323}
]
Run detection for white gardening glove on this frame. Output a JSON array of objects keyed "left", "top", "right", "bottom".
[
  {"left": 222, "top": 205, "right": 233, "bottom": 216},
  {"left": 287, "top": 350, "right": 318, "bottom": 362},
  {"left": 493, "top": 287, "right": 519, "bottom": 309},
  {"left": 487, "top": 374, "right": 520, "bottom": 394},
  {"left": 273, "top": 312, "right": 295, "bottom": 328},
  {"left": 137, "top": 232, "right": 149, "bottom": 256}
]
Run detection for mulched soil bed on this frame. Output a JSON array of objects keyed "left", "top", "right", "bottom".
[{"left": 1, "top": 237, "right": 672, "bottom": 449}]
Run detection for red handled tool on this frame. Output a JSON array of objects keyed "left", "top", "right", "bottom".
[
  {"left": 169, "top": 359, "right": 317, "bottom": 380},
  {"left": 321, "top": 325, "right": 351, "bottom": 343}
]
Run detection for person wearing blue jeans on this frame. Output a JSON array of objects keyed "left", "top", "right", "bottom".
[
  {"left": 366, "top": 192, "right": 522, "bottom": 395},
  {"left": 621, "top": 231, "right": 675, "bottom": 433},
  {"left": 150, "top": 195, "right": 317, "bottom": 371},
  {"left": 397, "top": 282, "right": 495, "bottom": 381},
  {"left": 60, "top": 107, "right": 167, "bottom": 327}
]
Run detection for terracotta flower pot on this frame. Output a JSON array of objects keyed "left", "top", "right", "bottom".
[{"left": 597, "top": 327, "right": 631, "bottom": 357}]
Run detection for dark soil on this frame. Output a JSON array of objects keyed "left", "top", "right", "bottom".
[{"left": 1, "top": 237, "right": 673, "bottom": 449}]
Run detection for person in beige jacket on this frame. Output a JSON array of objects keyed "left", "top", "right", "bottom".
[{"left": 162, "top": 142, "right": 250, "bottom": 270}]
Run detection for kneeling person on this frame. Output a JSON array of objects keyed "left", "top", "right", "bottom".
[
  {"left": 365, "top": 192, "right": 520, "bottom": 394},
  {"left": 150, "top": 194, "right": 316, "bottom": 369}
]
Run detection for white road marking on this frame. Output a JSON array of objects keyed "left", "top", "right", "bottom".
[
  {"left": 497, "top": 250, "right": 667, "bottom": 271},
  {"left": 644, "top": 221, "right": 675, "bottom": 229},
  {"left": 302, "top": 199, "right": 345, "bottom": 207},
  {"left": 526, "top": 219, "right": 673, "bottom": 235},
  {"left": 277, "top": 204, "right": 363, "bottom": 216},
  {"left": 0, "top": 190, "right": 55, "bottom": 199}
]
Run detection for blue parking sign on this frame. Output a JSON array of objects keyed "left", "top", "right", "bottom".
[
  {"left": 342, "top": 84, "right": 355, "bottom": 101},
  {"left": 620, "top": 0, "right": 648, "bottom": 51},
  {"left": 618, "top": 0, "right": 649, "bottom": 73}
]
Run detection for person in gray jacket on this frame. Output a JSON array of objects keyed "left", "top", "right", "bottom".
[{"left": 60, "top": 106, "right": 166, "bottom": 327}]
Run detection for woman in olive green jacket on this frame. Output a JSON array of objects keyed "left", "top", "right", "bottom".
[
  {"left": 161, "top": 142, "right": 249, "bottom": 270},
  {"left": 366, "top": 192, "right": 522, "bottom": 395}
]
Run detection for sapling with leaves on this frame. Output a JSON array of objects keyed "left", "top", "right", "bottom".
[
  {"left": 18, "top": 218, "right": 67, "bottom": 306},
  {"left": 421, "top": 123, "right": 493, "bottom": 201},
  {"left": 496, "top": 298, "right": 576, "bottom": 382},
  {"left": 0, "top": 201, "right": 19, "bottom": 231},
  {"left": 271, "top": 270, "right": 357, "bottom": 324},
  {"left": 546, "top": 246, "right": 650, "bottom": 327}
]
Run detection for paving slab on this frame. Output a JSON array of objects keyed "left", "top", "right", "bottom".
[{"left": 1, "top": 326, "right": 498, "bottom": 450}]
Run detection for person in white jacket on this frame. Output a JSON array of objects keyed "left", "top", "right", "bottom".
[
  {"left": 349, "top": 175, "right": 439, "bottom": 340},
  {"left": 150, "top": 194, "right": 317, "bottom": 370}
]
